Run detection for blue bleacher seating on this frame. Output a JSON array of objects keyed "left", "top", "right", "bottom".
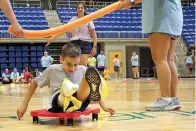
[
  {"left": 16, "top": 58, "right": 22, "bottom": 63},
  {"left": 16, "top": 63, "right": 22, "bottom": 69},
  {"left": 182, "top": 6, "right": 195, "bottom": 46},
  {"left": 9, "top": 52, "right": 15, "bottom": 57},
  {"left": 31, "top": 52, "right": 37, "bottom": 57},
  {"left": 37, "top": 52, "right": 43, "bottom": 57},
  {"left": 0, "top": 46, "right": 7, "bottom": 51},
  {"left": 16, "top": 52, "right": 22, "bottom": 57},
  {"left": 31, "top": 63, "right": 37, "bottom": 68},
  {"left": 17, "top": 69, "right": 22, "bottom": 74},
  {"left": 9, "top": 58, "right": 15, "bottom": 63},
  {"left": 31, "top": 57, "right": 37, "bottom": 62},
  {"left": 9, "top": 63, "right": 16, "bottom": 68},
  {"left": 9, "top": 46, "right": 15, "bottom": 51},
  {"left": 1, "top": 64, "right": 7, "bottom": 69},
  {"left": 22, "top": 57, "right": 29, "bottom": 63},
  {"left": 0, "top": 58, "right": 7, "bottom": 63},
  {"left": 15, "top": 46, "right": 22, "bottom": 51},
  {"left": 0, "top": 52, "right": 7, "bottom": 57},
  {"left": 44, "top": 46, "right": 50, "bottom": 52},
  {"left": 31, "top": 46, "right": 37, "bottom": 51},
  {"left": 37, "top": 46, "right": 43, "bottom": 51},
  {"left": 22, "top": 52, "right": 28, "bottom": 57},
  {"left": 22, "top": 46, "right": 28, "bottom": 51}
]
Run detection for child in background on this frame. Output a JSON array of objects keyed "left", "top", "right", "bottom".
[
  {"left": 11, "top": 68, "right": 20, "bottom": 83},
  {"left": 112, "top": 54, "right": 120, "bottom": 79},
  {"left": 87, "top": 53, "right": 97, "bottom": 67},
  {"left": 35, "top": 68, "right": 42, "bottom": 77},
  {"left": 18, "top": 69, "right": 33, "bottom": 83},
  {"left": 103, "top": 66, "right": 111, "bottom": 80},
  {"left": 2, "top": 68, "right": 12, "bottom": 84},
  {"left": 185, "top": 51, "right": 193, "bottom": 76}
]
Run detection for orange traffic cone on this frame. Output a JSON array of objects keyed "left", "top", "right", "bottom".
[
  {"left": 148, "top": 81, "right": 154, "bottom": 85},
  {"left": 122, "top": 79, "right": 127, "bottom": 83}
]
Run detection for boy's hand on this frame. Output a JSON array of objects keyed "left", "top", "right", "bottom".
[
  {"left": 103, "top": 107, "right": 115, "bottom": 116},
  {"left": 17, "top": 104, "right": 28, "bottom": 120}
]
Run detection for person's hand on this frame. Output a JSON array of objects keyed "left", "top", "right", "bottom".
[
  {"left": 46, "top": 34, "right": 59, "bottom": 46},
  {"left": 11, "top": 22, "right": 23, "bottom": 37},
  {"left": 103, "top": 107, "right": 115, "bottom": 116},
  {"left": 46, "top": 36, "right": 55, "bottom": 46},
  {"left": 91, "top": 47, "right": 97, "bottom": 56},
  {"left": 117, "top": 0, "right": 131, "bottom": 10},
  {"left": 17, "top": 104, "right": 28, "bottom": 120}
]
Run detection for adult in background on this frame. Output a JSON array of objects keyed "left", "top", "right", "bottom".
[
  {"left": 68, "top": 2, "right": 97, "bottom": 66},
  {"left": 131, "top": 51, "right": 139, "bottom": 79},
  {"left": 97, "top": 51, "right": 106, "bottom": 76},
  {"left": 41, "top": 51, "right": 54, "bottom": 71},
  {"left": 46, "top": 2, "right": 97, "bottom": 67}
]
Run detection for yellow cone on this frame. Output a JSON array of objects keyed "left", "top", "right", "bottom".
[
  {"left": 0, "top": 86, "right": 6, "bottom": 91},
  {"left": 10, "top": 83, "right": 15, "bottom": 88}
]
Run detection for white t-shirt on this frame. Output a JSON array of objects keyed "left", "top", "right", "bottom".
[
  {"left": 68, "top": 16, "right": 95, "bottom": 42},
  {"left": 112, "top": 58, "right": 120, "bottom": 66}
]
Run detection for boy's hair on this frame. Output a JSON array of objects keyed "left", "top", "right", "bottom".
[
  {"left": 61, "top": 43, "right": 81, "bottom": 57},
  {"left": 115, "top": 54, "right": 118, "bottom": 58}
]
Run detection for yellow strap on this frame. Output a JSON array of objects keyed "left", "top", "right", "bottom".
[
  {"left": 66, "top": 96, "right": 82, "bottom": 112},
  {"left": 60, "top": 78, "right": 82, "bottom": 112}
]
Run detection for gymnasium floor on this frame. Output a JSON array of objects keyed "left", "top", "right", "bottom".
[{"left": 0, "top": 78, "right": 195, "bottom": 131}]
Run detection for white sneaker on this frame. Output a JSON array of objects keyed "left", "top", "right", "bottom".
[
  {"left": 172, "top": 97, "right": 181, "bottom": 109},
  {"left": 146, "top": 98, "right": 176, "bottom": 111}
]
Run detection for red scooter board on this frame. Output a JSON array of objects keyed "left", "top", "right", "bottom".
[{"left": 30, "top": 108, "right": 100, "bottom": 126}]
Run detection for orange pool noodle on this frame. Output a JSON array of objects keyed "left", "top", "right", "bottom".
[{"left": 8, "top": 1, "right": 122, "bottom": 38}]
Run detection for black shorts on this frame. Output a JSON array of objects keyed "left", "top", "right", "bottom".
[
  {"left": 71, "top": 40, "right": 93, "bottom": 54},
  {"left": 114, "top": 66, "right": 120, "bottom": 72},
  {"left": 48, "top": 92, "right": 90, "bottom": 113},
  {"left": 2, "top": 78, "right": 12, "bottom": 84},
  {"left": 132, "top": 66, "right": 138, "bottom": 68},
  {"left": 97, "top": 66, "right": 105, "bottom": 71}
]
